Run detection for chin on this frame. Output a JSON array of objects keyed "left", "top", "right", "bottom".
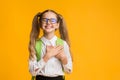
[{"left": 44, "top": 30, "right": 54, "bottom": 33}]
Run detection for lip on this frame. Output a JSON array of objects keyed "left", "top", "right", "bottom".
[{"left": 45, "top": 26, "right": 53, "bottom": 29}]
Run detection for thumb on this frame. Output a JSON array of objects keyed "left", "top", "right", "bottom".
[
  {"left": 46, "top": 45, "right": 53, "bottom": 48},
  {"left": 46, "top": 45, "right": 50, "bottom": 50}
]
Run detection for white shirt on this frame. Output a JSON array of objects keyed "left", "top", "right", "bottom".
[{"left": 29, "top": 36, "right": 72, "bottom": 77}]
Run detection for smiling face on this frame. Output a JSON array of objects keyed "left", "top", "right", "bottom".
[{"left": 41, "top": 11, "right": 59, "bottom": 34}]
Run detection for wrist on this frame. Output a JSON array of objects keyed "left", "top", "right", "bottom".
[
  {"left": 61, "top": 57, "right": 68, "bottom": 65},
  {"left": 43, "top": 54, "right": 50, "bottom": 62}
]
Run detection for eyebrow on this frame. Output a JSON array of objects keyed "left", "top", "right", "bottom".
[{"left": 42, "top": 18, "right": 57, "bottom": 19}]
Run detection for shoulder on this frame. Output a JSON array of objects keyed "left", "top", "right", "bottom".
[
  {"left": 35, "top": 38, "right": 43, "bottom": 46},
  {"left": 63, "top": 40, "right": 69, "bottom": 47},
  {"left": 57, "top": 38, "right": 69, "bottom": 47},
  {"left": 56, "top": 38, "right": 63, "bottom": 46},
  {"left": 36, "top": 38, "right": 42, "bottom": 42}
]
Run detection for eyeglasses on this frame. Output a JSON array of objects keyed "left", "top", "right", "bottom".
[{"left": 41, "top": 18, "right": 57, "bottom": 24}]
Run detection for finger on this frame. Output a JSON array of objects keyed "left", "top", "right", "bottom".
[
  {"left": 55, "top": 45, "right": 60, "bottom": 48},
  {"left": 54, "top": 49, "right": 62, "bottom": 56},
  {"left": 56, "top": 51, "right": 62, "bottom": 55},
  {"left": 56, "top": 45, "right": 63, "bottom": 48},
  {"left": 55, "top": 53, "right": 61, "bottom": 58},
  {"left": 55, "top": 53, "right": 60, "bottom": 57},
  {"left": 56, "top": 46, "right": 63, "bottom": 51},
  {"left": 57, "top": 49, "right": 64, "bottom": 55},
  {"left": 46, "top": 45, "right": 51, "bottom": 48},
  {"left": 46, "top": 45, "right": 53, "bottom": 49}
]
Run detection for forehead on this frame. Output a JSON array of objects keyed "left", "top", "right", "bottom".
[{"left": 42, "top": 12, "right": 57, "bottom": 19}]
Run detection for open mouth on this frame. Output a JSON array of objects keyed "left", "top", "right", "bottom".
[{"left": 45, "top": 26, "right": 53, "bottom": 29}]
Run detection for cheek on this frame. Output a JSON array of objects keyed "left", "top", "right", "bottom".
[
  {"left": 41, "top": 24, "right": 45, "bottom": 28},
  {"left": 55, "top": 23, "right": 59, "bottom": 29}
]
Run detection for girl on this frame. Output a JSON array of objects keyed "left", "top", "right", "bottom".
[{"left": 28, "top": 9, "right": 72, "bottom": 80}]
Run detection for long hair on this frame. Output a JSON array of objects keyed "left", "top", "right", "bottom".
[{"left": 29, "top": 9, "right": 72, "bottom": 60}]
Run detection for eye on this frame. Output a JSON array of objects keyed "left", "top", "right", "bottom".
[
  {"left": 50, "top": 18, "right": 57, "bottom": 23},
  {"left": 41, "top": 18, "right": 57, "bottom": 24},
  {"left": 42, "top": 18, "right": 47, "bottom": 22}
]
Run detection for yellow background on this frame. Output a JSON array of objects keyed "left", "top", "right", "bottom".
[{"left": 0, "top": 0, "right": 120, "bottom": 80}]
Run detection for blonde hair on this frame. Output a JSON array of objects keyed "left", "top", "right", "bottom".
[{"left": 29, "top": 9, "right": 72, "bottom": 60}]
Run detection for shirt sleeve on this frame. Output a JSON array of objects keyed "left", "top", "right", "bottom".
[
  {"left": 62, "top": 41, "right": 73, "bottom": 73},
  {"left": 28, "top": 55, "right": 46, "bottom": 76}
]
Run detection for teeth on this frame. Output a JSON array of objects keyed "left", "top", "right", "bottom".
[{"left": 46, "top": 26, "right": 51, "bottom": 29}]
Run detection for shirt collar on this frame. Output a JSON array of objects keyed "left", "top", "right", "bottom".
[{"left": 41, "top": 35, "right": 57, "bottom": 46}]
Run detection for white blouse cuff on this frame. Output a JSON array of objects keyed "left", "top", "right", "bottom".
[
  {"left": 38, "top": 58, "right": 47, "bottom": 68},
  {"left": 63, "top": 63, "right": 72, "bottom": 73}
]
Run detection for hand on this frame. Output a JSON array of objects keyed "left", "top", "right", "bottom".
[
  {"left": 43, "top": 45, "right": 63, "bottom": 62},
  {"left": 55, "top": 49, "right": 68, "bottom": 65},
  {"left": 55, "top": 49, "right": 66, "bottom": 60}
]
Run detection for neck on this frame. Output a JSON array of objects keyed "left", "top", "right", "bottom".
[{"left": 44, "top": 32, "right": 55, "bottom": 40}]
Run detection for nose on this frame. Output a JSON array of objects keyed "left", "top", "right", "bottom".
[{"left": 46, "top": 19, "right": 51, "bottom": 24}]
